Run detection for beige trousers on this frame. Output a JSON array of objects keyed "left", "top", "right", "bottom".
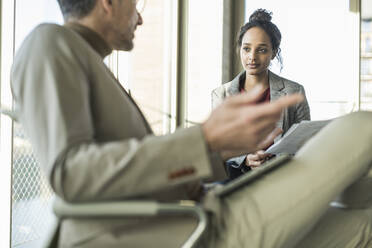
[
  {"left": 60, "top": 112, "right": 372, "bottom": 248},
  {"left": 206, "top": 111, "right": 372, "bottom": 248}
]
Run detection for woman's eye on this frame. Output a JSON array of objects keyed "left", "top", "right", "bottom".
[
  {"left": 243, "top": 47, "right": 250, "bottom": 52},
  {"left": 258, "top": 49, "right": 267, "bottom": 53}
]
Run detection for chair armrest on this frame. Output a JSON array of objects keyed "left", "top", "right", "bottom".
[{"left": 53, "top": 197, "right": 208, "bottom": 248}]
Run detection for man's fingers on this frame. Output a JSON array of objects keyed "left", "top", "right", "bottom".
[
  {"left": 251, "top": 118, "right": 278, "bottom": 140},
  {"left": 274, "top": 93, "right": 304, "bottom": 108},
  {"left": 268, "top": 94, "right": 304, "bottom": 113},
  {"left": 225, "top": 84, "right": 265, "bottom": 106},
  {"left": 252, "top": 94, "right": 304, "bottom": 119},
  {"left": 205, "top": 90, "right": 304, "bottom": 157}
]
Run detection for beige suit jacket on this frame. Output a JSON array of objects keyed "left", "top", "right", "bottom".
[{"left": 11, "top": 23, "right": 226, "bottom": 247}]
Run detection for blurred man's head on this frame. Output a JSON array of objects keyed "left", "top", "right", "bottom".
[
  {"left": 57, "top": 0, "right": 143, "bottom": 51},
  {"left": 57, "top": 0, "right": 97, "bottom": 20}
]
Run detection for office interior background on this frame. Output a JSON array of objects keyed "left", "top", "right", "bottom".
[{"left": 0, "top": 0, "right": 371, "bottom": 247}]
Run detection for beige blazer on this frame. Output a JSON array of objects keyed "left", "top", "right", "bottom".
[{"left": 11, "top": 24, "right": 226, "bottom": 247}]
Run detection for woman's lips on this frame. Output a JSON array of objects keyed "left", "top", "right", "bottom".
[{"left": 247, "top": 64, "right": 259, "bottom": 69}]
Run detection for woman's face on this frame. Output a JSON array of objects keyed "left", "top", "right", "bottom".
[{"left": 240, "top": 27, "right": 274, "bottom": 76}]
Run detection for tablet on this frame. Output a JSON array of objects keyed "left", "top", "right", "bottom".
[{"left": 213, "top": 153, "right": 292, "bottom": 198}]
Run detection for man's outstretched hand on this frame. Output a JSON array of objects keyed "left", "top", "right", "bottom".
[{"left": 202, "top": 85, "right": 303, "bottom": 160}]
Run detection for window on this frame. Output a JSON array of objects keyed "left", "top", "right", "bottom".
[
  {"left": 1, "top": 1, "right": 63, "bottom": 247},
  {"left": 0, "top": 1, "right": 15, "bottom": 246},
  {"left": 245, "top": 0, "right": 360, "bottom": 120},
  {"left": 361, "top": 0, "right": 372, "bottom": 110},
  {"left": 111, "top": 0, "right": 177, "bottom": 135},
  {"left": 185, "top": 0, "right": 224, "bottom": 126}
]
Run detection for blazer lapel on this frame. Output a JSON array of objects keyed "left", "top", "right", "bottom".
[
  {"left": 227, "top": 71, "right": 245, "bottom": 97},
  {"left": 269, "top": 71, "right": 286, "bottom": 134},
  {"left": 105, "top": 66, "right": 154, "bottom": 134}
]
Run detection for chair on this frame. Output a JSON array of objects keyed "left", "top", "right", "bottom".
[
  {"left": 1, "top": 107, "right": 208, "bottom": 248},
  {"left": 50, "top": 198, "right": 208, "bottom": 248}
]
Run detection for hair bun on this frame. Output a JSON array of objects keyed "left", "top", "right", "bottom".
[{"left": 249, "top": 9, "right": 272, "bottom": 22}]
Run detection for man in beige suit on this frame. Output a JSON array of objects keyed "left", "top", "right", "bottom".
[{"left": 11, "top": 0, "right": 372, "bottom": 247}]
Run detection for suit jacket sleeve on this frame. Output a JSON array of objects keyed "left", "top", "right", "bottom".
[{"left": 11, "top": 24, "right": 226, "bottom": 202}]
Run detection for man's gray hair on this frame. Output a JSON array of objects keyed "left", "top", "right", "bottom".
[{"left": 57, "top": 0, "right": 98, "bottom": 19}]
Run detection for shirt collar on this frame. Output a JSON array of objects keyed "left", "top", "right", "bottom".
[{"left": 65, "top": 22, "right": 112, "bottom": 58}]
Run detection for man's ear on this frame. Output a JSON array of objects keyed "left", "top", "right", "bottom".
[{"left": 99, "top": 0, "right": 114, "bottom": 15}]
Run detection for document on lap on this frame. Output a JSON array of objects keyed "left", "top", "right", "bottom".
[{"left": 266, "top": 119, "right": 333, "bottom": 155}]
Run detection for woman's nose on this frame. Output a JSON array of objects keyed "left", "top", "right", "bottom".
[{"left": 247, "top": 51, "right": 256, "bottom": 61}]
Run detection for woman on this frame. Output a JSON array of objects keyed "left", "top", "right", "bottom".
[{"left": 212, "top": 9, "right": 310, "bottom": 179}]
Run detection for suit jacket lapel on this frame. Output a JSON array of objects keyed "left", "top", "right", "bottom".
[
  {"left": 269, "top": 71, "right": 286, "bottom": 134},
  {"left": 105, "top": 66, "right": 154, "bottom": 134},
  {"left": 227, "top": 71, "right": 245, "bottom": 97}
]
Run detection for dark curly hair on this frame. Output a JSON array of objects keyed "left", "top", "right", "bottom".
[
  {"left": 56, "top": 0, "right": 97, "bottom": 20},
  {"left": 237, "top": 9, "right": 283, "bottom": 70}
]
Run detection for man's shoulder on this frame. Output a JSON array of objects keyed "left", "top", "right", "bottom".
[
  {"left": 14, "top": 23, "right": 87, "bottom": 64},
  {"left": 12, "top": 23, "right": 91, "bottom": 76},
  {"left": 21, "top": 23, "right": 84, "bottom": 50},
  {"left": 15, "top": 24, "right": 56, "bottom": 56},
  {"left": 28, "top": 23, "right": 70, "bottom": 40},
  {"left": 34, "top": 23, "right": 63, "bottom": 31}
]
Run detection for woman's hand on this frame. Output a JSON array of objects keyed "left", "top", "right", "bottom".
[{"left": 245, "top": 150, "right": 273, "bottom": 169}]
